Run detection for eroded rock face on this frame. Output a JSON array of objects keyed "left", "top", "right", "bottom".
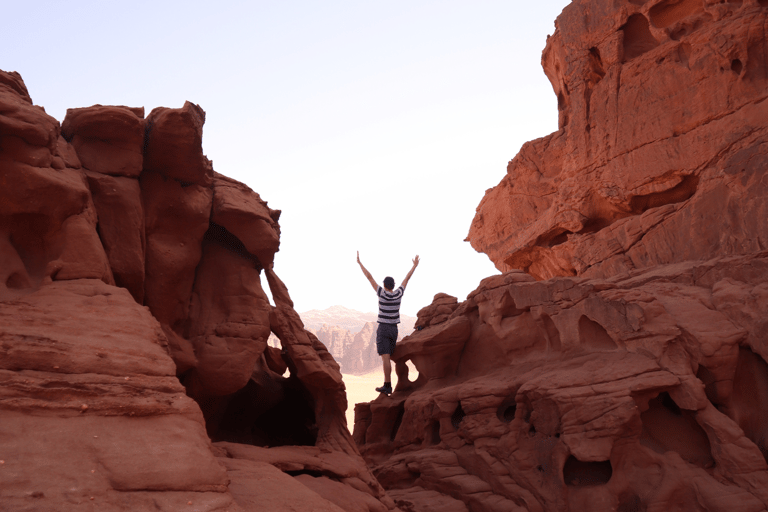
[
  {"left": 357, "top": 2, "right": 768, "bottom": 511},
  {"left": 467, "top": 0, "right": 768, "bottom": 281},
  {"left": 0, "top": 69, "right": 397, "bottom": 511},
  {"left": 356, "top": 254, "right": 768, "bottom": 512}
]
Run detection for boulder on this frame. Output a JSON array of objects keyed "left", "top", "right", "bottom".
[
  {"left": 143, "top": 102, "right": 213, "bottom": 187},
  {"left": 61, "top": 105, "right": 145, "bottom": 177}
]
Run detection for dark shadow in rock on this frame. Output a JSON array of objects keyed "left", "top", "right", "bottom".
[
  {"left": 639, "top": 391, "right": 714, "bottom": 468},
  {"left": 578, "top": 316, "right": 617, "bottom": 350},
  {"left": 724, "top": 347, "right": 768, "bottom": 462},
  {"left": 563, "top": 456, "right": 612, "bottom": 486},
  {"left": 621, "top": 14, "right": 660, "bottom": 62}
]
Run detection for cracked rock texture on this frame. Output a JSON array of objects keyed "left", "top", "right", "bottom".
[
  {"left": 0, "top": 69, "right": 397, "bottom": 512},
  {"left": 356, "top": 2, "right": 768, "bottom": 511},
  {"left": 467, "top": 0, "right": 768, "bottom": 281}
]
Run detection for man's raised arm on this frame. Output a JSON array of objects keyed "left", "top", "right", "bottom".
[
  {"left": 401, "top": 255, "right": 420, "bottom": 289},
  {"left": 357, "top": 251, "right": 378, "bottom": 291}
]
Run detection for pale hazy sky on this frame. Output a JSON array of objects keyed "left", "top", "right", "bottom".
[{"left": 3, "top": 1, "right": 571, "bottom": 316}]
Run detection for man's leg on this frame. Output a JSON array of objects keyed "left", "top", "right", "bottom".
[
  {"left": 375, "top": 324, "right": 396, "bottom": 395},
  {"left": 381, "top": 354, "right": 391, "bottom": 383}
]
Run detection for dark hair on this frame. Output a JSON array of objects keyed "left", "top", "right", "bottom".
[{"left": 383, "top": 276, "right": 395, "bottom": 290}]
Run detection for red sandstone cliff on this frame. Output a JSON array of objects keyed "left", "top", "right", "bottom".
[
  {"left": 0, "top": 70, "right": 397, "bottom": 511},
  {"left": 355, "top": 2, "right": 768, "bottom": 511},
  {"left": 467, "top": 0, "right": 768, "bottom": 282}
]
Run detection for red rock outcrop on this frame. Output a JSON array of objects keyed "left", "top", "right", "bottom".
[
  {"left": 467, "top": 0, "right": 768, "bottom": 282},
  {"left": 356, "top": 2, "right": 768, "bottom": 511},
  {"left": 356, "top": 255, "right": 768, "bottom": 512},
  {"left": 1, "top": 69, "right": 398, "bottom": 511}
]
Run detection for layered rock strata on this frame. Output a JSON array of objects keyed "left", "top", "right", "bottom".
[
  {"left": 0, "top": 70, "right": 396, "bottom": 511},
  {"left": 467, "top": 0, "right": 768, "bottom": 281}
]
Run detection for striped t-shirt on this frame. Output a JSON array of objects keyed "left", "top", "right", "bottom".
[{"left": 377, "top": 286, "right": 404, "bottom": 324}]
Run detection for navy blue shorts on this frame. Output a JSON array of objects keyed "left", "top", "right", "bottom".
[{"left": 376, "top": 323, "right": 398, "bottom": 355}]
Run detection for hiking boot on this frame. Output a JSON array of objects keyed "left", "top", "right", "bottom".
[{"left": 375, "top": 384, "right": 393, "bottom": 395}]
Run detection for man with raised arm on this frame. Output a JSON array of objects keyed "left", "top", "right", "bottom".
[{"left": 356, "top": 251, "right": 420, "bottom": 396}]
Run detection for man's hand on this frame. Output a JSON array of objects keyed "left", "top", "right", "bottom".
[{"left": 401, "top": 255, "right": 420, "bottom": 289}]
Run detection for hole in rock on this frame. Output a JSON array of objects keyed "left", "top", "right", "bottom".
[
  {"left": 451, "top": 402, "right": 466, "bottom": 430},
  {"left": 496, "top": 404, "right": 517, "bottom": 423},
  {"left": 761, "top": 0, "right": 768, "bottom": 6},
  {"left": 195, "top": 371, "right": 317, "bottom": 447},
  {"left": 618, "top": 492, "right": 646, "bottom": 512},
  {"left": 628, "top": 174, "right": 699, "bottom": 214},
  {"left": 621, "top": 14, "right": 660, "bottom": 62},
  {"left": 285, "top": 469, "right": 324, "bottom": 478},
  {"left": 496, "top": 398, "right": 517, "bottom": 423},
  {"left": 563, "top": 456, "right": 612, "bottom": 486},
  {"left": 649, "top": 0, "right": 704, "bottom": 29},
  {"left": 391, "top": 402, "right": 405, "bottom": 442},
  {"left": 429, "top": 420, "right": 441, "bottom": 445},
  {"left": 578, "top": 316, "right": 617, "bottom": 350},
  {"left": 557, "top": 92, "right": 566, "bottom": 111},
  {"left": 731, "top": 59, "right": 743, "bottom": 74},
  {"left": 724, "top": 347, "right": 768, "bottom": 462},
  {"left": 639, "top": 391, "right": 714, "bottom": 467}
]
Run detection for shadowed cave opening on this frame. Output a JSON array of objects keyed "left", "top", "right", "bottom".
[
  {"left": 563, "top": 456, "right": 612, "bottom": 486},
  {"left": 496, "top": 396, "right": 517, "bottom": 423},
  {"left": 178, "top": 221, "right": 318, "bottom": 447},
  {"left": 195, "top": 369, "right": 318, "bottom": 447},
  {"left": 639, "top": 391, "right": 714, "bottom": 468}
]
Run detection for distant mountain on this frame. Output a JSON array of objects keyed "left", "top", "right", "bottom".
[
  {"left": 300, "top": 305, "right": 379, "bottom": 333},
  {"left": 268, "top": 306, "right": 416, "bottom": 375}
]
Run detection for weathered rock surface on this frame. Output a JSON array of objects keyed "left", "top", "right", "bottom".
[
  {"left": 1, "top": 69, "right": 398, "bottom": 511},
  {"left": 356, "top": 254, "right": 768, "bottom": 512},
  {"left": 356, "top": 2, "right": 768, "bottom": 511},
  {"left": 61, "top": 105, "right": 145, "bottom": 178},
  {"left": 467, "top": 0, "right": 768, "bottom": 282}
]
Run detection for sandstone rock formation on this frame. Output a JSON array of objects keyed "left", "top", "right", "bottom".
[
  {"left": 356, "top": 256, "right": 768, "bottom": 511},
  {"left": 0, "top": 69, "right": 397, "bottom": 511},
  {"left": 467, "top": 0, "right": 768, "bottom": 282},
  {"left": 355, "top": 2, "right": 768, "bottom": 511}
]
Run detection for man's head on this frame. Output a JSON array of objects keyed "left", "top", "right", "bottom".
[{"left": 383, "top": 276, "right": 395, "bottom": 290}]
